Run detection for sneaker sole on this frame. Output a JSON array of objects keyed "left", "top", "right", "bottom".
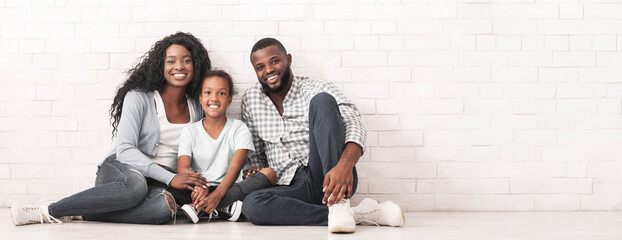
[
  {"left": 11, "top": 205, "right": 21, "bottom": 226},
  {"left": 384, "top": 201, "right": 405, "bottom": 227},
  {"left": 181, "top": 205, "right": 200, "bottom": 224},
  {"left": 226, "top": 201, "right": 243, "bottom": 222},
  {"left": 328, "top": 224, "right": 356, "bottom": 233}
]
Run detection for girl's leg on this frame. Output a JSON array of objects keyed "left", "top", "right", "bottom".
[
  {"left": 217, "top": 168, "right": 275, "bottom": 209},
  {"left": 47, "top": 156, "right": 148, "bottom": 218}
]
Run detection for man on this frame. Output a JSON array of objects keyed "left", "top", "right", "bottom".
[{"left": 240, "top": 38, "right": 404, "bottom": 233}]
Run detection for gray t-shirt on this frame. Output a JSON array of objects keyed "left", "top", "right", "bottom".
[{"left": 178, "top": 118, "right": 255, "bottom": 186}]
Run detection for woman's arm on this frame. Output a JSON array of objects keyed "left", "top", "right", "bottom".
[{"left": 195, "top": 149, "right": 247, "bottom": 213}]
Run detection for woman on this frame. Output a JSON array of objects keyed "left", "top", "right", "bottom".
[{"left": 12, "top": 32, "right": 211, "bottom": 225}]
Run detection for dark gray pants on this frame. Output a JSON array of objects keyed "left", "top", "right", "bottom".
[{"left": 241, "top": 92, "right": 359, "bottom": 226}]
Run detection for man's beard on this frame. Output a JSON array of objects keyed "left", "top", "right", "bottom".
[{"left": 261, "top": 66, "right": 292, "bottom": 94}]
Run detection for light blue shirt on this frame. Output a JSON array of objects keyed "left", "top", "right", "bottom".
[{"left": 178, "top": 118, "right": 255, "bottom": 186}]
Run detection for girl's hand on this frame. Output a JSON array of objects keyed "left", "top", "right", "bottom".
[
  {"left": 243, "top": 168, "right": 260, "bottom": 179},
  {"left": 196, "top": 191, "right": 224, "bottom": 213},
  {"left": 191, "top": 186, "right": 209, "bottom": 204}
]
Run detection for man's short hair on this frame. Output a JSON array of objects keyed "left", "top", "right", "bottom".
[{"left": 251, "top": 37, "right": 288, "bottom": 55}]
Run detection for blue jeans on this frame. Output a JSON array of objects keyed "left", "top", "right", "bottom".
[
  {"left": 241, "top": 92, "right": 358, "bottom": 226},
  {"left": 48, "top": 156, "right": 174, "bottom": 224}
]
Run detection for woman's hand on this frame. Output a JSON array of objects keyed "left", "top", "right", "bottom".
[{"left": 169, "top": 172, "right": 208, "bottom": 191}]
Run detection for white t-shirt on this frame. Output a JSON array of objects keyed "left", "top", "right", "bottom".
[
  {"left": 148, "top": 90, "right": 196, "bottom": 170},
  {"left": 178, "top": 117, "right": 255, "bottom": 186}
]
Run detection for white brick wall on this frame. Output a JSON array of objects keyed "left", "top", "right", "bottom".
[{"left": 1, "top": 1, "right": 621, "bottom": 212}]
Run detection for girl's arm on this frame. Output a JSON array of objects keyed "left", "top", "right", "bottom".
[
  {"left": 177, "top": 155, "right": 195, "bottom": 175},
  {"left": 195, "top": 149, "right": 247, "bottom": 213}
]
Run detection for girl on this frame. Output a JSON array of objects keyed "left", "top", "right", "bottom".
[
  {"left": 12, "top": 32, "right": 211, "bottom": 225},
  {"left": 176, "top": 70, "right": 277, "bottom": 223}
]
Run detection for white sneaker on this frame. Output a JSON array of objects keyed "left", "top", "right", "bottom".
[
  {"left": 217, "top": 200, "right": 243, "bottom": 222},
  {"left": 11, "top": 203, "right": 62, "bottom": 226},
  {"left": 181, "top": 204, "right": 202, "bottom": 224},
  {"left": 328, "top": 199, "right": 356, "bottom": 233},
  {"left": 351, "top": 198, "right": 405, "bottom": 227},
  {"left": 35, "top": 199, "right": 74, "bottom": 222}
]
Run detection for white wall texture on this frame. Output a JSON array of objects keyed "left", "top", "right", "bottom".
[{"left": 1, "top": 0, "right": 622, "bottom": 211}]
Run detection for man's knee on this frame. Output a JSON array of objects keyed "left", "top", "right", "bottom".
[
  {"left": 242, "top": 191, "right": 272, "bottom": 225},
  {"left": 310, "top": 92, "right": 337, "bottom": 111},
  {"left": 258, "top": 168, "right": 277, "bottom": 186}
]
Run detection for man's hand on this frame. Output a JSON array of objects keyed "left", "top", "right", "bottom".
[
  {"left": 322, "top": 162, "right": 355, "bottom": 206},
  {"left": 243, "top": 167, "right": 261, "bottom": 179},
  {"left": 169, "top": 172, "right": 208, "bottom": 191},
  {"left": 191, "top": 185, "right": 209, "bottom": 204}
]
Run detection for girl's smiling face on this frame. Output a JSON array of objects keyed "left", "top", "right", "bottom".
[{"left": 199, "top": 76, "right": 232, "bottom": 119}]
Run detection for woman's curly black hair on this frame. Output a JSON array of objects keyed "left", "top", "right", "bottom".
[{"left": 109, "top": 32, "right": 211, "bottom": 137}]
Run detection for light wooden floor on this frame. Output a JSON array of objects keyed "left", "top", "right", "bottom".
[{"left": 2, "top": 208, "right": 621, "bottom": 240}]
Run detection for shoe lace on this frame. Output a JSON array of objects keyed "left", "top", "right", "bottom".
[
  {"left": 353, "top": 208, "right": 381, "bottom": 226},
  {"left": 206, "top": 210, "right": 219, "bottom": 222},
  {"left": 23, "top": 206, "right": 62, "bottom": 224}
]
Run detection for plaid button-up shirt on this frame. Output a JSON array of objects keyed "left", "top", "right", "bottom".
[{"left": 241, "top": 76, "right": 366, "bottom": 185}]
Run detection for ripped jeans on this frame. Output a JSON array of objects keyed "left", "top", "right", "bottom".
[{"left": 47, "top": 155, "right": 175, "bottom": 224}]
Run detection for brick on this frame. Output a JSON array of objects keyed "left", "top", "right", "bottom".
[
  {"left": 234, "top": 21, "right": 278, "bottom": 36},
  {"left": 569, "top": 36, "right": 592, "bottom": 51},
  {"left": 49, "top": 24, "right": 75, "bottom": 38},
  {"left": 581, "top": 194, "right": 622, "bottom": 211},
  {"left": 362, "top": 115, "right": 400, "bottom": 131},
  {"left": 81, "top": 7, "right": 107, "bottom": 22},
  {"left": 523, "top": 162, "right": 568, "bottom": 178},
  {"left": 414, "top": 51, "right": 459, "bottom": 66},
  {"left": 534, "top": 195, "right": 580, "bottom": 211},
  {"left": 468, "top": 130, "right": 514, "bottom": 146},
  {"left": 107, "top": 7, "right": 131, "bottom": 22},
  {"left": 496, "top": 35, "right": 521, "bottom": 51},
  {"left": 511, "top": 179, "right": 592, "bottom": 194},
  {"left": 435, "top": 83, "right": 479, "bottom": 98},
  {"left": 451, "top": 35, "right": 476, "bottom": 50},
  {"left": 19, "top": 39, "right": 45, "bottom": 53},
  {"left": 358, "top": 4, "right": 383, "bottom": 20},
  {"left": 405, "top": 35, "right": 450, "bottom": 50},
  {"left": 593, "top": 36, "right": 617, "bottom": 51},
  {"left": 37, "top": 7, "right": 81, "bottom": 23},
  {"left": 597, "top": 99, "right": 621, "bottom": 114},
  {"left": 522, "top": 36, "right": 545, "bottom": 51},
  {"left": 557, "top": 83, "right": 605, "bottom": 98},
  {"left": 75, "top": 23, "right": 119, "bottom": 38},
  {"left": 597, "top": 53, "right": 622, "bottom": 67},
  {"left": 326, "top": 21, "right": 371, "bottom": 35},
  {"left": 279, "top": 21, "right": 324, "bottom": 36},
  {"left": 28, "top": 179, "right": 73, "bottom": 194},
  {"left": 356, "top": 162, "right": 435, "bottom": 179},
  {"left": 544, "top": 36, "right": 568, "bottom": 51},
  {"left": 36, "top": 85, "right": 75, "bottom": 100},
  {"left": 378, "top": 131, "right": 424, "bottom": 147},
  {"left": 557, "top": 99, "right": 598, "bottom": 114},
  {"left": 366, "top": 67, "right": 411, "bottom": 82},
  {"left": 465, "top": 99, "right": 512, "bottom": 114},
  {"left": 370, "top": 147, "right": 416, "bottom": 162},
  {"left": 354, "top": 36, "right": 379, "bottom": 50},
  {"left": 576, "top": 115, "right": 621, "bottom": 129},
  {"left": 400, "top": 115, "right": 446, "bottom": 130},
  {"left": 515, "top": 130, "right": 557, "bottom": 146},
  {"left": 459, "top": 4, "right": 558, "bottom": 19},
  {"left": 313, "top": 4, "right": 357, "bottom": 20},
  {"left": 438, "top": 162, "right": 478, "bottom": 178},
  {"left": 492, "top": 67, "right": 537, "bottom": 82},
  {"left": 369, "top": 179, "right": 416, "bottom": 194},
  {"left": 46, "top": 39, "right": 89, "bottom": 53},
  {"left": 499, "top": 146, "right": 540, "bottom": 162},
  {"left": 539, "top": 68, "right": 579, "bottom": 82},
  {"left": 0, "top": 40, "right": 18, "bottom": 53},
  {"left": 398, "top": 20, "right": 443, "bottom": 34},
  {"left": 342, "top": 51, "right": 386, "bottom": 67},
  {"left": 476, "top": 35, "right": 495, "bottom": 51},
  {"left": 6, "top": 101, "right": 51, "bottom": 117},
  {"left": 382, "top": 4, "right": 427, "bottom": 19},
  {"left": 0, "top": 8, "right": 35, "bottom": 23},
  {"left": 418, "top": 179, "right": 509, "bottom": 194},
  {"left": 344, "top": 83, "right": 388, "bottom": 98},
  {"left": 460, "top": 52, "right": 507, "bottom": 67},
  {"left": 435, "top": 194, "right": 533, "bottom": 211},
  {"left": 132, "top": 7, "right": 176, "bottom": 22},
  {"left": 375, "top": 100, "right": 398, "bottom": 114},
  {"left": 57, "top": 132, "right": 101, "bottom": 147},
  {"left": 444, "top": 20, "right": 492, "bottom": 34},
  {"left": 508, "top": 52, "right": 552, "bottom": 67},
  {"left": 560, "top": 4, "right": 583, "bottom": 19},
  {"left": 371, "top": 20, "right": 397, "bottom": 35},
  {"left": 428, "top": 3, "right": 457, "bottom": 19},
  {"left": 554, "top": 52, "right": 595, "bottom": 67}
]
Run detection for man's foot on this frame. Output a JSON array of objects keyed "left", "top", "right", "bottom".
[
  {"left": 181, "top": 204, "right": 202, "bottom": 224},
  {"left": 11, "top": 203, "right": 62, "bottom": 226},
  {"left": 351, "top": 198, "right": 405, "bottom": 227},
  {"left": 216, "top": 200, "right": 243, "bottom": 222},
  {"left": 328, "top": 199, "right": 356, "bottom": 233}
]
